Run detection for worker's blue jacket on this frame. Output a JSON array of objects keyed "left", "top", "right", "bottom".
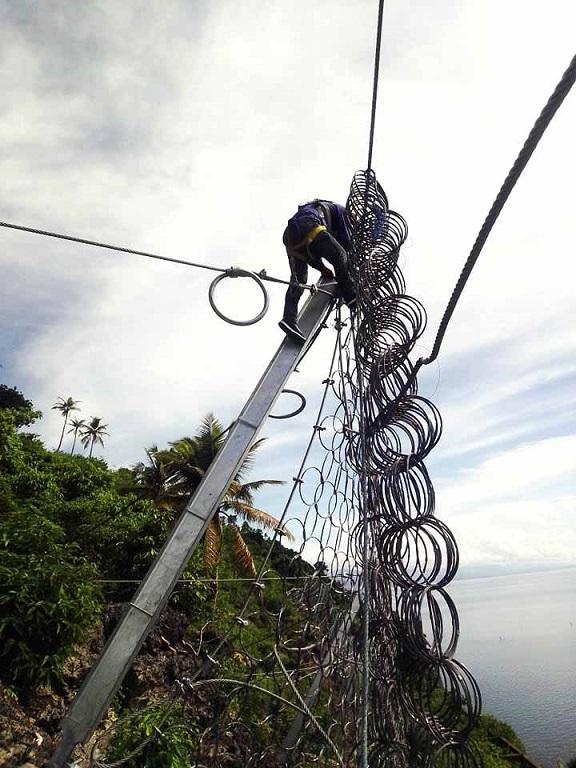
[{"left": 284, "top": 200, "right": 352, "bottom": 254}]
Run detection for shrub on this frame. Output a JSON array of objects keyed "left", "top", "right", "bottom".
[
  {"left": 50, "top": 452, "right": 113, "bottom": 500},
  {"left": 467, "top": 713, "right": 527, "bottom": 768},
  {"left": 0, "top": 510, "right": 101, "bottom": 691},
  {"left": 105, "top": 704, "right": 197, "bottom": 768},
  {"left": 0, "top": 384, "right": 39, "bottom": 427}
]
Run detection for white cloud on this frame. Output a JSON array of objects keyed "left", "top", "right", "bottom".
[
  {"left": 1, "top": 0, "right": 575, "bottom": 563},
  {"left": 436, "top": 436, "right": 576, "bottom": 564},
  {"left": 449, "top": 496, "right": 576, "bottom": 565},
  {"left": 440, "top": 435, "right": 576, "bottom": 506}
]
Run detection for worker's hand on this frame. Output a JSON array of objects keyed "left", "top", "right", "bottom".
[{"left": 320, "top": 267, "right": 334, "bottom": 280}]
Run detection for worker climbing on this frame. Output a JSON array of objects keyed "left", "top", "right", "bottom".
[{"left": 279, "top": 199, "right": 357, "bottom": 343}]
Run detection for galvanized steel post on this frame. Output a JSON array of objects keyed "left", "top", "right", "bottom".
[{"left": 49, "top": 280, "right": 337, "bottom": 767}]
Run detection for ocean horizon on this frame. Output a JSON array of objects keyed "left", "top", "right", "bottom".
[{"left": 450, "top": 566, "right": 576, "bottom": 767}]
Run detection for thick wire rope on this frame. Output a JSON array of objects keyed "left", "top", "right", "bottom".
[
  {"left": 95, "top": 575, "right": 319, "bottom": 585},
  {"left": 0, "top": 219, "right": 310, "bottom": 289},
  {"left": 421, "top": 51, "right": 576, "bottom": 367},
  {"left": 367, "top": 0, "right": 386, "bottom": 171}
]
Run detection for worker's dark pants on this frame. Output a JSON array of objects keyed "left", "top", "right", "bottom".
[{"left": 282, "top": 232, "right": 356, "bottom": 324}]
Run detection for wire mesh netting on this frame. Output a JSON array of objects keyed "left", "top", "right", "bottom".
[{"left": 87, "top": 170, "right": 481, "bottom": 768}]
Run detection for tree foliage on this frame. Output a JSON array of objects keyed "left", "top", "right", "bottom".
[
  {"left": 0, "top": 384, "right": 38, "bottom": 426},
  {"left": 0, "top": 392, "right": 179, "bottom": 692}
]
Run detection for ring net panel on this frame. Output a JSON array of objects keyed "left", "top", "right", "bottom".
[{"left": 90, "top": 171, "right": 481, "bottom": 768}]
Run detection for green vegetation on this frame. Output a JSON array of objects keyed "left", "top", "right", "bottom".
[
  {"left": 105, "top": 704, "right": 198, "bottom": 768},
  {"left": 469, "top": 714, "right": 526, "bottom": 768},
  {"left": 0, "top": 385, "right": 530, "bottom": 767}
]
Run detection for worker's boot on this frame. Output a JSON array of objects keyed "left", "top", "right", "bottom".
[{"left": 279, "top": 319, "right": 306, "bottom": 344}]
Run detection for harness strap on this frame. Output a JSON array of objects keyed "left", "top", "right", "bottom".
[
  {"left": 289, "top": 224, "right": 327, "bottom": 260},
  {"left": 315, "top": 201, "right": 333, "bottom": 233}
]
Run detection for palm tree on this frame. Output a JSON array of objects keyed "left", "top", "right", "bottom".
[
  {"left": 52, "top": 396, "right": 80, "bottom": 451},
  {"left": 146, "top": 414, "right": 289, "bottom": 576},
  {"left": 212, "top": 476, "right": 292, "bottom": 576},
  {"left": 80, "top": 417, "right": 109, "bottom": 458},
  {"left": 132, "top": 446, "right": 183, "bottom": 512},
  {"left": 67, "top": 417, "right": 86, "bottom": 454}
]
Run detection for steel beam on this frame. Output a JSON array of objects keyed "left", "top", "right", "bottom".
[{"left": 49, "top": 281, "right": 337, "bottom": 767}]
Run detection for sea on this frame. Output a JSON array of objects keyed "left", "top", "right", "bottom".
[{"left": 450, "top": 567, "right": 576, "bottom": 767}]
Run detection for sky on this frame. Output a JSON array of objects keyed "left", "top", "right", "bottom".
[{"left": 1, "top": 0, "right": 575, "bottom": 571}]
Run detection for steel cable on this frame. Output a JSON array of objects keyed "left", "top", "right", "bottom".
[{"left": 422, "top": 51, "right": 576, "bottom": 367}]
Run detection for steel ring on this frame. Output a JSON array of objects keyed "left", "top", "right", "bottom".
[
  {"left": 208, "top": 268, "right": 270, "bottom": 326},
  {"left": 270, "top": 389, "right": 306, "bottom": 420}
]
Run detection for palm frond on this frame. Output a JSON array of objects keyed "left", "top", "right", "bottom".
[
  {"left": 203, "top": 515, "right": 222, "bottom": 571},
  {"left": 233, "top": 437, "right": 267, "bottom": 481},
  {"left": 223, "top": 501, "right": 294, "bottom": 541},
  {"left": 67, "top": 418, "right": 86, "bottom": 434},
  {"left": 230, "top": 526, "right": 256, "bottom": 577},
  {"left": 167, "top": 437, "right": 198, "bottom": 456},
  {"left": 199, "top": 413, "right": 224, "bottom": 439},
  {"left": 79, "top": 416, "right": 109, "bottom": 454},
  {"left": 225, "top": 478, "right": 283, "bottom": 505},
  {"left": 239, "top": 479, "right": 285, "bottom": 492}
]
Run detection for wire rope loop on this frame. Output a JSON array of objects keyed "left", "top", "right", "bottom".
[
  {"left": 269, "top": 389, "right": 306, "bottom": 420},
  {"left": 208, "top": 267, "right": 270, "bottom": 326}
]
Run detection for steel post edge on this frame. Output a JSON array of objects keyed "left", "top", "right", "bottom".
[{"left": 49, "top": 280, "right": 337, "bottom": 767}]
